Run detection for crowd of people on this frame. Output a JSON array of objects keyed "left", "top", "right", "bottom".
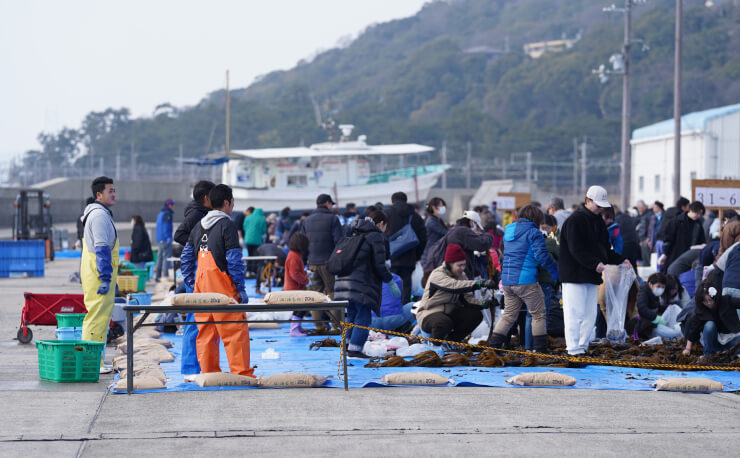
[{"left": 78, "top": 174, "right": 740, "bottom": 376}]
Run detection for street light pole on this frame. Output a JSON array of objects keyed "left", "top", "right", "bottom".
[
  {"left": 673, "top": 0, "right": 682, "bottom": 202},
  {"left": 619, "top": 0, "right": 632, "bottom": 211}
]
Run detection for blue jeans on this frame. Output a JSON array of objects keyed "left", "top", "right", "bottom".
[
  {"left": 525, "top": 283, "right": 553, "bottom": 350},
  {"left": 346, "top": 300, "right": 372, "bottom": 351},
  {"left": 180, "top": 283, "right": 201, "bottom": 374},
  {"left": 700, "top": 321, "right": 740, "bottom": 356},
  {"left": 155, "top": 241, "right": 172, "bottom": 280},
  {"left": 371, "top": 303, "right": 414, "bottom": 331}
]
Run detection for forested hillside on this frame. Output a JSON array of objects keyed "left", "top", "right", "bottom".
[{"left": 18, "top": 0, "right": 740, "bottom": 189}]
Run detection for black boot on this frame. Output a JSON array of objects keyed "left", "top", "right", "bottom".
[
  {"left": 487, "top": 332, "right": 506, "bottom": 350},
  {"left": 533, "top": 335, "right": 549, "bottom": 354}
]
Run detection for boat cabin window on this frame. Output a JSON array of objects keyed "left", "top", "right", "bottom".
[{"left": 287, "top": 175, "right": 307, "bottom": 186}]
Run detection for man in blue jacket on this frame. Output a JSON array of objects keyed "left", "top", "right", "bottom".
[{"left": 155, "top": 199, "right": 174, "bottom": 281}]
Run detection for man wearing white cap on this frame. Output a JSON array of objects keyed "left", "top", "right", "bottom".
[{"left": 558, "top": 186, "right": 629, "bottom": 355}]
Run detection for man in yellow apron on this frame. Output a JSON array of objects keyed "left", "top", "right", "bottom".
[
  {"left": 80, "top": 176, "right": 119, "bottom": 373},
  {"left": 181, "top": 184, "right": 253, "bottom": 376}
]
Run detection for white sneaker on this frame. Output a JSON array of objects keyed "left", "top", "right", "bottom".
[{"left": 99, "top": 365, "right": 113, "bottom": 374}]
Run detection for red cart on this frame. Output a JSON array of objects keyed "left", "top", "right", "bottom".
[{"left": 17, "top": 292, "right": 87, "bottom": 343}]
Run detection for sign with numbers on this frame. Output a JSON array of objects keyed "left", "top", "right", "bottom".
[{"left": 692, "top": 179, "right": 740, "bottom": 210}]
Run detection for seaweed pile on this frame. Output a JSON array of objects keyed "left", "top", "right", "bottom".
[
  {"left": 363, "top": 336, "right": 740, "bottom": 371},
  {"left": 309, "top": 338, "right": 340, "bottom": 350}
]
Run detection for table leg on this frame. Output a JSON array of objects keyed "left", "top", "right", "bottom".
[
  {"left": 343, "top": 309, "right": 348, "bottom": 391},
  {"left": 126, "top": 310, "right": 134, "bottom": 395}
]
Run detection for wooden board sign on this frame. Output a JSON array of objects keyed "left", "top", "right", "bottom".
[
  {"left": 497, "top": 192, "right": 531, "bottom": 210},
  {"left": 692, "top": 179, "right": 740, "bottom": 210}
]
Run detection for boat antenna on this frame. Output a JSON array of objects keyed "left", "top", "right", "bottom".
[{"left": 225, "top": 70, "right": 230, "bottom": 158}]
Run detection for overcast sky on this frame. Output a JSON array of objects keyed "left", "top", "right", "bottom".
[{"left": 0, "top": 0, "right": 429, "bottom": 162}]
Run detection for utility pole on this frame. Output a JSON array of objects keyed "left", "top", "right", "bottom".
[
  {"left": 465, "top": 141, "right": 472, "bottom": 189},
  {"left": 441, "top": 140, "right": 447, "bottom": 189},
  {"left": 525, "top": 151, "right": 532, "bottom": 182},
  {"left": 573, "top": 137, "right": 579, "bottom": 196},
  {"left": 580, "top": 136, "right": 588, "bottom": 194},
  {"left": 673, "top": 0, "right": 682, "bottom": 202},
  {"left": 179, "top": 144, "right": 184, "bottom": 181},
  {"left": 619, "top": 0, "right": 633, "bottom": 211},
  {"left": 130, "top": 142, "right": 136, "bottom": 181},
  {"left": 115, "top": 150, "right": 120, "bottom": 180}
]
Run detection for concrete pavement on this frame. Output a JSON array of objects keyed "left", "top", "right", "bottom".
[{"left": 1, "top": 259, "right": 738, "bottom": 457}]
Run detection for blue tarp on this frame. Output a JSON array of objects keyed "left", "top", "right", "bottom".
[{"left": 111, "top": 324, "right": 740, "bottom": 394}]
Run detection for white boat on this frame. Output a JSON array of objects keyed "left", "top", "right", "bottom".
[{"left": 221, "top": 125, "right": 449, "bottom": 212}]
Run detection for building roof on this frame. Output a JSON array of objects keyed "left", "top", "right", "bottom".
[{"left": 632, "top": 102, "right": 740, "bottom": 140}]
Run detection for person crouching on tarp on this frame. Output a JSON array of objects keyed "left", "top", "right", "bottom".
[{"left": 180, "top": 184, "right": 253, "bottom": 377}]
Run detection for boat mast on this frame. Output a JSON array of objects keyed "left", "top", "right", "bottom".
[{"left": 224, "top": 70, "right": 230, "bottom": 179}]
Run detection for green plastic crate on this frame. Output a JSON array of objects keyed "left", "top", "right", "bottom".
[
  {"left": 56, "top": 313, "right": 86, "bottom": 328},
  {"left": 131, "top": 267, "right": 149, "bottom": 283},
  {"left": 35, "top": 340, "right": 104, "bottom": 382}
]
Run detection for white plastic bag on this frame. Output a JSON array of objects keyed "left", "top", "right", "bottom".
[
  {"left": 603, "top": 264, "right": 636, "bottom": 342},
  {"left": 363, "top": 340, "right": 391, "bottom": 357},
  {"left": 387, "top": 336, "right": 409, "bottom": 349},
  {"left": 411, "top": 262, "right": 424, "bottom": 298},
  {"left": 396, "top": 343, "right": 437, "bottom": 357}
]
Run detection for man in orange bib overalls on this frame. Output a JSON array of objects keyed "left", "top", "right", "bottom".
[{"left": 180, "top": 184, "right": 253, "bottom": 376}]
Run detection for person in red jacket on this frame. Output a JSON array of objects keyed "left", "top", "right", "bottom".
[{"left": 285, "top": 232, "right": 311, "bottom": 336}]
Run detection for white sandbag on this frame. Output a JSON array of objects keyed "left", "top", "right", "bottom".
[
  {"left": 117, "top": 339, "right": 173, "bottom": 353},
  {"left": 248, "top": 322, "right": 282, "bottom": 329},
  {"left": 506, "top": 372, "right": 576, "bottom": 386},
  {"left": 652, "top": 377, "right": 723, "bottom": 393},
  {"left": 396, "top": 343, "right": 437, "bottom": 357},
  {"left": 193, "top": 372, "right": 259, "bottom": 387},
  {"left": 381, "top": 372, "right": 450, "bottom": 385},
  {"left": 603, "top": 264, "right": 636, "bottom": 342},
  {"left": 263, "top": 290, "right": 329, "bottom": 304},
  {"left": 112, "top": 355, "right": 160, "bottom": 371},
  {"left": 164, "top": 292, "right": 237, "bottom": 306},
  {"left": 136, "top": 347, "right": 176, "bottom": 363},
  {"left": 258, "top": 373, "right": 328, "bottom": 388},
  {"left": 118, "top": 367, "right": 167, "bottom": 384},
  {"left": 113, "top": 375, "right": 166, "bottom": 391}
]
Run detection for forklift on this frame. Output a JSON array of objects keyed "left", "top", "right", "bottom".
[{"left": 13, "top": 189, "right": 54, "bottom": 260}]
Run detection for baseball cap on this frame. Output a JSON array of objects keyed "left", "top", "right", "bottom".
[
  {"left": 586, "top": 186, "right": 611, "bottom": 208},
  {"left": 165, "top": 199, "right": 174, "bottom": 206},
  {"left": 316, "top": 193, "right": 336, "bottom": 205},
  {"left": 462, "top": 210, "right": 484, "bottom": 230}
]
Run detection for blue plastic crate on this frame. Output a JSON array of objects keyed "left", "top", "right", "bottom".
[
  {"left": 127, "top": 292, "right": 152, "bottom": 305},
  {"left": 55, "top": 327, "right": 82, "bottom": 340},
  {"left": 0, "top": 240, "right": 45, "bottom": 277}
]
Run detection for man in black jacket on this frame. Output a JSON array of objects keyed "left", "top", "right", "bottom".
[
  {"left": 658, "top": 201, "right": 706, "bottom": 274},
  {"left": 656, "top": 196, "right": 690, "bottom": 242},
  {"left": 302, "top": 194, "right": 344, "bottom": 328},
  {"left": 386, "top": 192, "right": 427, "bottom": 303},
  {"left": 559, "top": 186, "right": 628, "bottom": 355},
  {"left": 615, "top": 206, "right": 639, "bottom": 270},
  {"left": 171, "top": 179, "right": 214, "bottom": 377},
  {"left": 173, "top": 180, "right": 215, "bottom": 246}
]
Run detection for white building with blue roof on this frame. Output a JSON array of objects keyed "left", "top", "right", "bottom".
[{"left": 630, "top": 102, "right": 740, "bottom": 206}]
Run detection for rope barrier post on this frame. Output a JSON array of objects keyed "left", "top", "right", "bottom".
[{"left": 343, "top": 318, "right": 349, "bottom": 390}]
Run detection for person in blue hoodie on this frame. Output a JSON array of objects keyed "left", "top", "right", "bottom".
[
  {"left": 487, "top": 205, "right": 558, "bottom": 353},
  {"left": 155, "top": 199, "right": 174, "bottom": 281}
]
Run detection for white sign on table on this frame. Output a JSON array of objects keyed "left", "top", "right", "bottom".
[
  {"left": 695, "top": 187, "right": 739, "bottom": 208},
  {"left": 497, "top": 196, "right": 516, "bottom": 210}
]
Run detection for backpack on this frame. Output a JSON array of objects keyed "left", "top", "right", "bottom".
[
  {"left": 326, "top": 233, "right": 367, "bottom": 276},
  {"left": 389, "top": 215, "right": 420, "bottom": 258},
  {"left": 421, "top": 232, "right": 449, "bottom": 272}
]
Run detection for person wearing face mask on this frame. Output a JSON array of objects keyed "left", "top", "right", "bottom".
[
  {"left": 421, "top": 197, "right": 448, "bottom": 266},
  {"left": 636, "top": 272, "right": 682, "bottom": 339},
  {"left": 559, "top": 186, "right": 629, "bottom": 355}
]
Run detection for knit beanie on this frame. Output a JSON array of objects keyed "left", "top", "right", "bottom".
[{"left": 444, "top": 244, "right": 466, "bottom": 263}]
